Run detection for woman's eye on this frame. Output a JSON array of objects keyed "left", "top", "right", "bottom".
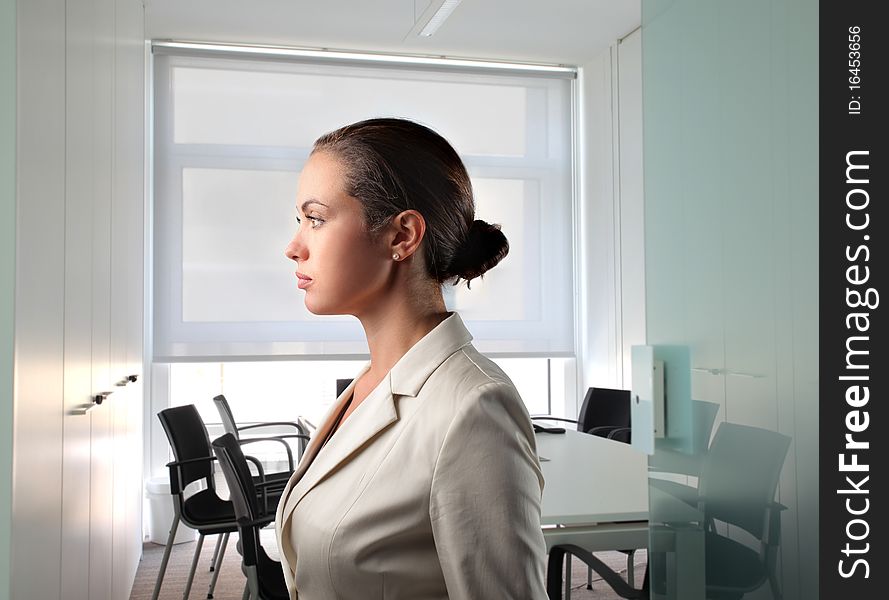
[{"left": 296, "top": 215, "right": 324, "bottom": 228}]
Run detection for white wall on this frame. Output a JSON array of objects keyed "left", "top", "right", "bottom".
[
  {"left": 13, "top": 2, "right": 66, "bottom": 597},
  {"left": 576, "top": 30, "right": 646, "bottom": 407},
  {"left": 615, "top": 29, "right": 646, "bottom": 384},
  {"left": 577, "top": 49, "right": 619, "bottom": 400},
  {"left": 11, "top": 1, "right": 145, "bottom": 598},
  {"left": 1, "top": 0, "right": 15, "bottom": 596}
]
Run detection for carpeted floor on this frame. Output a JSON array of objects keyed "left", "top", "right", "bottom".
[{"left": 130, "top": 528, "right": 647, "bottom": 600}]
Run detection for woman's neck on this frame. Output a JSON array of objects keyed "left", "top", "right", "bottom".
[
  {"left": 361, "top": 310, "right": 449, "bottom": 380},
  {"left": 357, "top": 285, "right": 449, "bottom": 381}
]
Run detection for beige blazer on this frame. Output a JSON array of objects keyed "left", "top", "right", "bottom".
[{"left": 274, "top": 313, "right": 547, "bottom": 599}]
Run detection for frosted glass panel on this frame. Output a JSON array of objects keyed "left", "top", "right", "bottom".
[
  {"left": 641, "top": 0, "right": 818, "bottom": 599},
  {"left": 173, "top": 65, "right": 528, "bottom": 157}
]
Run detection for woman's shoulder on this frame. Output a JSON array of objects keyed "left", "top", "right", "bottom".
[
  {"left": 423, "top": 343, "right": 526, "bottom": 415},
  {"left": 438, "top": 343, "right": 511, "bottom": 386}
]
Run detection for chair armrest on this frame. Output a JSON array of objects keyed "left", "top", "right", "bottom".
[
  {"left": 165, "top": 455, "right": 216, "bottom": 468},
  {"left": 764, "top": 502, "right": 786, "bottom": 545},
  {"left": 235, "top": 518, "right": 262, "bottom": 568},
  {"left": 237, "top": 421, "right": 307, "bottom": 435},
  {"left": 165, "top": 455, "right": 216, "bottom": 494},
  {"left": 237, "top": 515, "right": 275, "bottom": 529},
  {"left": 587, "top": 425, "right": 621, "bottom": 437},
  {"left": 607, "top": 427, "right": 632, "bottom": 443},
  {"left": 530, "top": 416, "right": 578, "bottom": 424},
  {"left": 254, "top": 480, "right": 288, "bottom": 490},
  {"left": 242, "top": 453, "right": 267, "bottom": 481},
  {"left": 238, "top": 437, "right": 296, "bottom": 471}
]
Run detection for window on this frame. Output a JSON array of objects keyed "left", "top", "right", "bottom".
[
  {"left": 170, "top": 357, "right": 557, "bottom": 429},
  {"left": 152, "top": 44, "right": 577, "bottom": 360}
]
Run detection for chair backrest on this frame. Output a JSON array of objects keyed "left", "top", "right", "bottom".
[
  {"left": 211, "top": 433, "right": 260, "bottom": 522},
  {"left": 699, "top": 422, "right": 791, "bottom": 539},
  {"left": 336, "top": 378, "right": 353, "bottom": 398},
  {"left": 213, "top": 432, "right": 287, "bottom": 599},
  {"left": 691, "top": 400, "right": 720, "bottom": 450},
  {"left": 213, "top": 394, "right": 240, "bottom": 438},
  {"left": 577, "top": 387, "right": 631, "bottom": 433},
  {"left": 157, "top": 405, "right": 217, "bottom": 491}
]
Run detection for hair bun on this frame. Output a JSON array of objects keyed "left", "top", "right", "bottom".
[{"left": 444, "top": 219, "right": 509, "bottom": 286}]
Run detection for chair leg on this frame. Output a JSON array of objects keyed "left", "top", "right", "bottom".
[
  {"left": 564, "top": 554, "right": 572, "bottom": 600},
  {"left": 183, "top": 533, "right": 206, "bottom": 600},
  {"left": 209, "top": 533, "right": 224, "bottom": 572},
  {"left": 206, "top": 531, "right": 229, "bottom": 599},
  {"left": 551, "top": 545, "right": 647, "bottom": 600},
  {"left": 587, "top": 565, "right": 593, "bottom": 589},
  {"left": 546, "top": 546, "right": 567, "bottom": 600},
  {"left": 627, "top": 550, "right": 636, "bottom": 585},
  {"left": 151, "top": 515, "right": 180, "bottom": 600}
]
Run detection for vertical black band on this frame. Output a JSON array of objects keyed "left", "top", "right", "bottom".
[{"left": 820, "top": 0, "right": 887, "bottom": 595}]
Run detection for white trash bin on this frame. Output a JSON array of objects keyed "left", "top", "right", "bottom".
[{"left": 146, "top": 476, "right": 196, "bottom": 545}]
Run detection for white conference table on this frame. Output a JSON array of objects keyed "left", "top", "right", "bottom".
[
  {"left": 536, "top": 428, "right": 649, "bottom": 553},
  {"left": 538, "top": 428, "right": 707, "bottom": 599}
]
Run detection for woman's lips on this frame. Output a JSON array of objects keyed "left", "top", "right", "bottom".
[{"left": 296, "top": 272, "right": 313, "bottom": 290}]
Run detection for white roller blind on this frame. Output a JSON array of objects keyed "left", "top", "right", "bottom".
[{"left": 153, "top": 46, "right": 576, "bottom": 360}]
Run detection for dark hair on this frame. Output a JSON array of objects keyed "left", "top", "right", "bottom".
[{"left": 312, "top": 117, "right": 508, "bottom": 286}]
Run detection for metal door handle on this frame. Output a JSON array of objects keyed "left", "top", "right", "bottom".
[{"left": 116, "top": 374, "right": 140, "bottom": 386}]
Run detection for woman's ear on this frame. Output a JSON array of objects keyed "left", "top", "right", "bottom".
[{"left": 388, "top": 210, "right": 426, "bottom": 261}]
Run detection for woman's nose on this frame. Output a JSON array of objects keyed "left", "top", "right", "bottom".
[{"left": 284, "top": 231, "right": 305, "bottom": 262}]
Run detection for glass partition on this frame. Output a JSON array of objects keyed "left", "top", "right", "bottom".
[{"left": 641, "top": 0, "right": 818, "bottom": 598}]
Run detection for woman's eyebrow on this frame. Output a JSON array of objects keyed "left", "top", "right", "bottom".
[{"left": 300, "top": 199, "right": 329, "bottom": 213}]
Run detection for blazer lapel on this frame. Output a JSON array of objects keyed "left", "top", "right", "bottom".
[
  {"left": 275, "top": 372, "right": 364, "bottom": 588},
  {"left": 280, "top": 373, "right": 397, "bottom": 522},
  {"left": 279, "top": 312, "right": 474, "bottom": 525}
]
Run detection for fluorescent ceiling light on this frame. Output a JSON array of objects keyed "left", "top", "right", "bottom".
[
  {"left": 152, "top": 41, "right": 578, "bottom": 78},
  {"left": 417, "top": 0, "right": 463, "bottom": 37}
]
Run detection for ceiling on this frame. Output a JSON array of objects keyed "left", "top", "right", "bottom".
[{"left": 144, "top": 0, "right": 640, "bottom": 65}]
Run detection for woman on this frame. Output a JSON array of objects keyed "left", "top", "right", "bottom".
[{"left": 275, "top": 118, "right": 547, "bottom": 599}]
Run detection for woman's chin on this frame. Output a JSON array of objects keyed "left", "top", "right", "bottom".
[{"left": 303, "top": 298, "right": 337, "bottom": 316}]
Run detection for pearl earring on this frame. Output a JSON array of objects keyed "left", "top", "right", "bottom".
[{"left": 392, "top": 253, "right": 400, "bottom": 261}]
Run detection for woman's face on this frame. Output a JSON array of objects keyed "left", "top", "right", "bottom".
[{"left": 284, "top": 151, "right": 393, "bottom": 316}]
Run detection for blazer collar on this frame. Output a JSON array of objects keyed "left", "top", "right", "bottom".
[
  {"left": 280, "top": 312, "right": 473, "bottom": 523},
  {"left": 388, "top": 312, "right": 473, "bottom": 397}
]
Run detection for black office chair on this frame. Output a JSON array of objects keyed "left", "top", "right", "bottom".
[
  {"left": 212, "top": 433, "right": 289, "bottom": 600},
  {"left": 213, "top": 394, "right": 311, "bottom": 466},
  {"left": 693, "top": 422, "right": 790, "bottom": 600},
  {"left": 578, "top": 387, "right": 632, "bottom": 439},
  {"left": 154, "top": 405, "right": 282, "bottom": 600},
  {"left": 533, "top": 387, "right": 632, "bottom": 439}
]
